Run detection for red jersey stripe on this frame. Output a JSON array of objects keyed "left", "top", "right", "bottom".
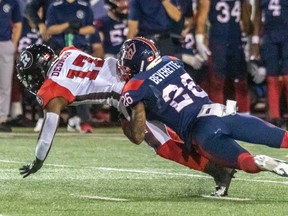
[
  {"left": 59, "top": 46, "right": 79, "bottom": 55},
  {"left": 122, "top": 79, "right": 144, "bottom": 92},
  {"left": 37, "top": 79, "right": 75, "bottom": 108}
]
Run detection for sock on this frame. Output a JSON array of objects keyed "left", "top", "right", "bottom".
[
  {"left": 238, "top": 152, "right": 261, "bottom": 173},
  {"left": 267, "top": 76, "right": 283, "bottom": 119},
  {"left": 280, "top": 131, "right": 288, "bottom": 148},
  {"left": 234, "top": 79, "right": 250, "bottom": 113}
]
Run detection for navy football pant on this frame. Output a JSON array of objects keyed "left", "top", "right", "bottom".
[{"left": 191, "top": 114, "right": 287, "bottom": 171}]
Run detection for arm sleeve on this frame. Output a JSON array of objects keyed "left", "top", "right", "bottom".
[{"left": 35, "top": 112, "right": 59, "bottom": 161}]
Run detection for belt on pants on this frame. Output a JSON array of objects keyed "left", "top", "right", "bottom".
[{"left": 197, "top": 100, "right": 237, "bottom": 118}]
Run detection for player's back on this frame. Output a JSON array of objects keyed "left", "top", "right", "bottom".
[
  {"left": 38, "top": 47, "right": 125, "bottom": 108},
  {"left": 260, "top": 0, "right": 288, "bottom": 42},
  {"left": 121, "top": 56, "right": 211, "bottom": 142},
  {"left": 208, "top": 0, "right": 242, "bottom": 43}
]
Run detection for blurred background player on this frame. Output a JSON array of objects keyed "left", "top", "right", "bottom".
[
  {"left": 169, "top": 0, "right": 206, "bottom": 89},
  {"left": 92, "top": 0, "right": 128, "bottom": 123},
  {"left": 46, "top": 0, "right": 95, "bottom": 133},
  {"left": 0, "top": 0, "right": 22, "bottom": 132},
  {"left": 251, "top": 0, "right": 288, "bottom": 128},
  {"left": 127, "top": 0, "right": 181, "bottom": 56},
  {"left": 196, "top": 0, "right": 253, "bottom": 114},
  {"left": 8, "top": 2, "right": 43, "bottom": 129}
]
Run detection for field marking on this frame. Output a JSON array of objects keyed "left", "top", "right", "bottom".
[
  {"left": 1, "top": 159, "right": 288, "bottom": 185},
  {"left": 201, "top": 195, "right": 253, "bottom": 201},
  {"left": 73, "top": 194, "right": 129, "bottom": 202}
]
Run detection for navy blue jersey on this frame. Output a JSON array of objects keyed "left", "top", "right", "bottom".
[
  {"left": 24, "top": 0, "right": 55, "bottom": 24},
  {"left": 95, "top": 16, "right": 127, "bottom": 55},
  {"left": 0, "top": 0, "right": 22, "bottom": 41},
  {"left": 18, "top": 18, "right": 42, "bottom": 52},
  {"left": 121, "top": 56, "right": 211, "bottom": 143},
  {"left": 128, "top": 0, "right": 172, "bottom": 36},
  {"left": 208, "top": 0, "right": 242, "bottom": 45},
  {"left": 260, "top": 0, "right": 288, "bottom": 43},
  {"left": 46, "top": 0, "right": 94, "bottom": 49}
]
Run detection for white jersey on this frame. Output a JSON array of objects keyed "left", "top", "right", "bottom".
[{"left": 36, "top": 46, "right": 125, "bottom": 110}]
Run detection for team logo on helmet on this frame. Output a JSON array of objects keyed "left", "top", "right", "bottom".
[
  {"left": 124, "top": 43, "right": 136, "bottom": 60},
  {"left": 19, "top": 51, "right": 33, "bottom": 69}
]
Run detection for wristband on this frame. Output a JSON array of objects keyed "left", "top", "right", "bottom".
[
  {"left": 195, "top": 34, "right": 205, "bottom": 44},
  {"left": 252, "top": 35, "right": 260, "bottom": 44}
]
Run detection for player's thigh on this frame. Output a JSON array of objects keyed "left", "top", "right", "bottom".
[
  {"left": 192, "top": 117, "right": 247, "bottom": 168},
  {"left": 209, "top": 42, "right": 227, "bottom": 77},
  {"left": 227, "top": 47, "right": 247, "bottom": 80},
  {"left": 260, "top": 42, "right": 280, "bottom": 75},
  {"left": 280, "top": 40, "right": 288, "bottom": 74}
]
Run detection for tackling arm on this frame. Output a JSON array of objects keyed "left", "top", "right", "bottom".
[{"left": 120, "top": 102, "right": 146, "bottom": 144}]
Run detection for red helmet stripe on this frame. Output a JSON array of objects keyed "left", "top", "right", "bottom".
[{"left": 134, "top": 37, "right": 158, "bottom": 53}]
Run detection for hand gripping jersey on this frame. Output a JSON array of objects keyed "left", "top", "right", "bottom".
[{"left": 37, "top": 46, "right": 125, "bottom": 111}]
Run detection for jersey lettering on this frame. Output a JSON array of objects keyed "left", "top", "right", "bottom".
[
  {"left": 215, "top": 1, "right": 240, "bottom": 23},
  {"left": 268, "top": 0, "right": 281, "bottom": 16},
  {"left": 162, "top": 74, "right": 207, "bottom": 112},
  {"left": 66, "top": 54, "right": 105, "bottom": 80}
]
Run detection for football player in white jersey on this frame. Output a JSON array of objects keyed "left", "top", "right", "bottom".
[{"left": 16, "top": 44, "right": 234, "bottom": 196}]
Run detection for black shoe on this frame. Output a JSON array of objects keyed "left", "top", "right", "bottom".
[
  {"left": 0, "top": 122, "right": 12, "bottom": 132},
  {"left": 211, "top": 168, "right": 236, "bottom": 197},
  {"left": 204, "top": 162, "right": 236, "bottom": 197}
]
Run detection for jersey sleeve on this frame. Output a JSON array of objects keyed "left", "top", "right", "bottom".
[
  {"left": 36, "top": 79, "right": 75, "bottom": 108},
  {"left": 121, "top": 79, "right": 145, "bottom": 107}
]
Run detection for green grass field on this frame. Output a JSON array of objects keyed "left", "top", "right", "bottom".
[{"left": 1, "top": 127, "right": 288, "bottom": 216}]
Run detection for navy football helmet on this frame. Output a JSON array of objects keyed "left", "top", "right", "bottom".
[
  {"left": 16, "top": 44, "right": 57, "bottom": 95},
  {"left": 117, "top": 37, "right": 160, "bottom": 81}
]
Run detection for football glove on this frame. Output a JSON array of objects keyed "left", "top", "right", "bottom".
[
  {"left": 195, "top": 34, "right": 211, "bottom": 61},
  {"left": 19, "top": 158, "right": 43, "bottom": 178},
  {"left": 182, "top": 53, "right": 204, "bottom": 70}
]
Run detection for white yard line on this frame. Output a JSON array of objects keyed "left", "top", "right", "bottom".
[
  {"left": 1, "top": 159, "right": 288, "bottom": 185},
  {"left": 73, "top": 194, "right": 129, "bottom": 202},
  {"left": 201, "top": 195, "right": 252, "bottom": 201}
]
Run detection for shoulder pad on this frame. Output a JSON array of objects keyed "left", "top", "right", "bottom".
[
  {"left": 78, "top": 0, "right": 89, "bottom": 6},
  {"left": 53, "top": 0, "right": 63, "bottom": 6}
]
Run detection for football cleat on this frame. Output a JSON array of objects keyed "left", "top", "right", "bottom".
[
  {"left": 34, "top": 118, "right": 44, "bottom": 132},
  {"left": 67, "top": 116, "right": 82, "bottom": 132},
  {"left": 204, "top": 162, "right": 236, "bottom": 196},
  {"left": 254, "top": 155, "right": 288, "bottom": 177},
  {"left": 210, "top": 168, "right": 236, "bottom": 197},
  {"left": 80, "top": 122, "right": 93, "bottom": 133}
]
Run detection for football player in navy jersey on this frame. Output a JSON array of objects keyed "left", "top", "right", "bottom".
[
  {"left": 119, "top": 37, "right": 288, "bottom": 180},
  {"left": 251, "top": 0, "right": 288, "bottom": 128},
  {"left": 127, "top": 0, "right": 181, "bottom": 56},
  {"left": 46, "top": 0, "right": 95, "bottom": 53},
  {"left": 195, "top": 0, "right": 251, "bottom": 114},
  {"left": 95, "top": 0, "right": 128, "bottom": 58}
]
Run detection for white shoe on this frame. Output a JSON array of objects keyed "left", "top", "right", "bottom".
[
  {"left": 67, "top": 116, "right": 82, "bottom": 132},
  {"left": 254, "top": 155, "right": 288, "bottom": 177},
  {"left": 34, "top": 118, "right": 44, "bottom": 132}
]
